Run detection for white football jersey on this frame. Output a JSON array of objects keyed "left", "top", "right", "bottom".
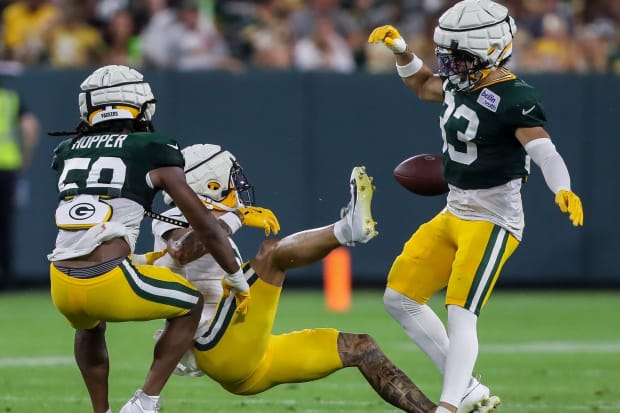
[{"left": 152, "top": 207, "right": 242, "bottom": 333}]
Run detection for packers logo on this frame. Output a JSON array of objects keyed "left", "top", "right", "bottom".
[
  {"left": 69, "top": 203, "right": 96, "bottom": 220},
  {"left": 207, "top": 181, "right": 221, "bottom": 191}
]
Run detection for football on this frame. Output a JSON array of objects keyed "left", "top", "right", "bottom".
[{"left": 393, "top": 154, "right": 449, "bottom": 196}]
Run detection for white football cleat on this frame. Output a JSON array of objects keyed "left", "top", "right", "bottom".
[
  {"left": 173, "top": 349, "right": 205, "bottom": 377},
  {"left": 457, "top": 380, "right": 499, "bottom": 413},
  {"left": 340, "top": 166, "right": 378, "bottom": 245},
  {"left": 119, "top": 389, "right": 159, "bottom": 413}
]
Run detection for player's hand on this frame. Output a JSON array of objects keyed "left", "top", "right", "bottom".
[
  {"left": 368, "top": 25, "right": 407, "bottom": 54},
  {"left": 131, "top": 249, "right": 168, "bottom": 265},
  {"left": 221, "top": 269, "right": 250, "bottom": 315},
  {"left": 555, "top": 190, "right": 583, "bottom": 226},
  {"left": 238, "top": 206, "right": 280, "bottom": 236}
]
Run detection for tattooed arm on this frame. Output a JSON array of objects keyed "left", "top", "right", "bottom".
[{"left": 338, "top": 332, "right": 437, "bottom": 413}]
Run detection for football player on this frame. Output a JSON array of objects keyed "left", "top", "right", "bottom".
[
  {"left": 149, "top": 145, "right": 437, "bottom": 413},
  {"left": 47, "top": 65, "right": 249, "bottom": 413},
  {"left": 368, "top": 1, "right": 584, "bottom": 413}
]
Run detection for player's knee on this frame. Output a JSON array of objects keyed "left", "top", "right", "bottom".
[
  {"left": 383, "top": 287, "right": 405, "bottom": 316},
  {"left": 254, "top": 238, "right": 280, "bottom": 263},
  {"left": 251, "top": 239, "right": 286, "bottom": 285},
  {"left": 384, "top": 288, "right": 424, "bottom": 317}
]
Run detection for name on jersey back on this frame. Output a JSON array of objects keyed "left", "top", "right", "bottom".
[{"left": 71, "top": 134, "right": 128, "bottom": 150}]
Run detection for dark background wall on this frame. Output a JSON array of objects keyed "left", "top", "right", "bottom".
[{"left": 7, "top": 70, "right": 619, "bottom": 287}]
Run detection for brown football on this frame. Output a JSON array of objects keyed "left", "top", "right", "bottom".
[{"left": 393, "top": 154, "right": 449, "bottom": 196}]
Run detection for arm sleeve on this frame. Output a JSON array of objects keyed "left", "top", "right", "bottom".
[{"left": 524, "top": 138, "right": 571, "bottom": 194}]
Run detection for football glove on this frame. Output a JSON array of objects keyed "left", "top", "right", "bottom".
[
  {"left": 222, "top": 268, "right": 250, "bottom": 315},
  {"left": 368, "top": 25, "right": 407, "bottom": 54},
  {"left": 238, "top": 206, "right": 280, "bottom": 236},
  {"left": 555, "top": 190, "right": 584, "bottom": 226},
  {"left": 131, "top": 249, "right": 168, "bottom": 265}
]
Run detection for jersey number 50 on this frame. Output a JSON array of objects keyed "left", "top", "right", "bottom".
[{"left": 57, "top": 157, "right": 127, "bottom": 192}]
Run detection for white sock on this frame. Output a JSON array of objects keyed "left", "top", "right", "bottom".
[
  {"left": 383, "top": 287, "right": 449, "bottom": 372},
  {"left": 137, "top": 389, "right": 160, "bottom": 409},
  {"left": 440, "top": 305, "right": 479, "bottom": 407},
  {"left": 104, "top": 409, "right": 112, "bottom": 413},
  {"left": 333, "top": 219, "right": 350, "bottom": 245},
  {"left": 435, "top": 407, "right": 453, "bottom": 413}
]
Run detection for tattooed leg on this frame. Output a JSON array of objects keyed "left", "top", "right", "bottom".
[{"left": 338, "top": 332, "right": 437, "bottom": 413}]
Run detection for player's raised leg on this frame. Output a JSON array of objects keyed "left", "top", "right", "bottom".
[{"left": 251, "top": 166, "right": 377, "bottom": 286}]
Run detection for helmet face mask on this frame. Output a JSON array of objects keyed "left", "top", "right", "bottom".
[
  {"left": 433, "top": 0, "right": 516, "bottom": 91},
  {"left": 229, "top": 160, "right": 255, "bottom": 207},
  {"left": 435, "top": 46, "right": 485, "bottom": 91}
]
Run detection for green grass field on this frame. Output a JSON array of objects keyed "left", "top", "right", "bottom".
[{"left": 0, "top": 289, "right": 619, "bottom": 413}]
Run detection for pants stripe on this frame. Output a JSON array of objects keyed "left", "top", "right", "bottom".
[
  {"left": 120, "top": 260, "right": 199, "bottom": 309},
  {"left": 466, "top": 226, "right": 508, "bottom": 313},
  {"left": 194, "top": 264, "right": 257, "bottom": 351}
]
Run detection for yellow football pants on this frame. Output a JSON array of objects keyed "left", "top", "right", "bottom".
[
  {"left": 193, "top": 266, "right": 342, "bottom": 395},
  {"left": 50, "top": 258, "right": 200, "bottom": 330},
  {"left": 387, "top": 209, "right": 519, "bottom": 315}
]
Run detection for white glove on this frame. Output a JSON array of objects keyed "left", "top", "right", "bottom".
[{"left": 222, "top": 268, "right": 250, "bottom": 315}]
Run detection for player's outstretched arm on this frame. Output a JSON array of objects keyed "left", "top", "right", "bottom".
[
  {"left": 368, "top": 25, "right": 443, "bottom": 102},
  {"left": 517, "top": 128, "right": 584, "bottom": 226}
]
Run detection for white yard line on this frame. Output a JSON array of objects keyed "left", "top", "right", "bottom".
[
  {"left": 397, "top": 341, "right": 620, "bottom": 353},
  {"left": 3, "top": 341, "right": 620, "bottom": 369},
  {"left": 0, "top": 356, "right": 73, "bottom": 367}
]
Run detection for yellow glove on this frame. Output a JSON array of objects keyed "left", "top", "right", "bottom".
[
  {"left": 238, "top": 206, "right": 280, "bottom": 236},
  {"left": 131, "top": 249, "right": 168, "bottom": 265},
  {"left": 368, "top": 25, "right": 407, "bottom": 53},
  {"left": 221, "top": 279, "right": 250, "bottom": 315},
  {"left": 555, "top": 190, "right": 584, "bottom": 226}
]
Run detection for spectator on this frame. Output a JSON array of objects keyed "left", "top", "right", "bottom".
[
  {"left": 289, "top": 0, "right": 363, "bottom": 55},
  {"left": 47, "top": 0, "right": 106, "bottom": 68},
  {"left": 578, "top": 18, "right": 617, "bottom": 73},
  {"left": 168, "top": 0, "right": 244, "bottom": 72},
  {"left": 293, "top": 16, "right": 355, "bottom": 72},
  {"left": 0, "top": 62, "right": 39, "bottom": 290},
  {"left": 520, "top": 12, "right": 582, "bottom": 72},
  {"left": 1, "top": 0, "right": 60, "bottom": 65},
  {"left": 240, "top": 0, "right": 293, "bottom": 70},
  {"left": 101, "top": 8, "right": 142, "bottom": 67},
  {"left": 140, "top": 0, "right": 177, "bottom": 68}
]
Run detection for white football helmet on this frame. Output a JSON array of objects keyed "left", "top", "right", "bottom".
[
  {"left": 433, "top": 0, "right": 517, "bottom": 91},
  {"left": 78, "top": 65, "right": 156, "bottom": 126},
  {"left": 163, "top": 144, "right": 254, "bottom": 211}
]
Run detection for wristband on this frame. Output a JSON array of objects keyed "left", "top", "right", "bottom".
[
  {"left": 396, "top": 55, "right": 423, "bottom": 78},
  {"left": 219, "top": 212, "right": 243, "bottom": 235}
]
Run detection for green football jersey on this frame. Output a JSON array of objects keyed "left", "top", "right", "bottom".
[
  {"left": 440, "top": 73, "right": 546, "bottom": 189},
  {"left": 52, "top": 132, "right": 184, "bottom": 208}
]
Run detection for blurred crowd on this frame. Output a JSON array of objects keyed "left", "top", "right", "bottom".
[{"left": 1, "top": 0, "right": 619, "bottom": 74}]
